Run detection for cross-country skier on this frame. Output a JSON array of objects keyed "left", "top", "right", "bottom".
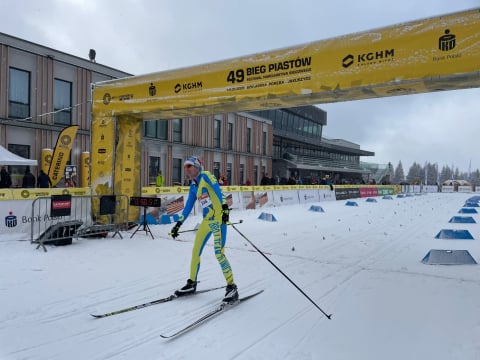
[{"left": 169, "top": 156, "right": 238, "bottom": 303}]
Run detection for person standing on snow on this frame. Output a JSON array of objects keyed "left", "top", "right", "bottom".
[{"left": 169, "top": 156, "right": 238, "bottom": 303}]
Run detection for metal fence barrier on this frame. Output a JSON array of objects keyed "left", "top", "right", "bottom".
[{"left": 30, "top": 194, "right": 129, "bottom": 252}]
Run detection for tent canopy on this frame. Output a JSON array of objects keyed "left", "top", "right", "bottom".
[
  {"left": 442, "top": 179, "right": 471, "bottom": 186},
  {"left": 0, "top": 145, "right": 38, "bottom": 166}
]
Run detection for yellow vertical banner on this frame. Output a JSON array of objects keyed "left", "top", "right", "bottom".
[
  {"left": 48, "top": 126, "right": 79, "bottom": 187},
  {"left": 41, "top": 148, "right": 53, "bottom": 174},
  {"left": 80, "top": 151, "right": 90, "bottom": 188},
  {"left": 115, "top": 115, "right": 142, "bottom": 221},
  {"left": 91, "top": 116, "right": 115, "bottom": 195}
]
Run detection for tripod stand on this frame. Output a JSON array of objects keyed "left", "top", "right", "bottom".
[{"left": 130, "top": 206, "right": 154, "bottom": 239}]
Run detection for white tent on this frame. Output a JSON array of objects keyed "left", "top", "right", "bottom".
[{"left": 0, "top": 145, "right": 38, "bottom": 166}]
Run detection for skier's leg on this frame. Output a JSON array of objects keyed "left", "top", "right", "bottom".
[
  {"left": 211, "top": 221, "right": 234, "bottom": 285},
  {"left": 189, "top": 220, "right": 211, "bottom": 282}
]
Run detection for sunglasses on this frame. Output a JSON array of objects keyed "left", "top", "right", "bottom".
[{"left": 184, "top": 164, "right": 193, "bottom": 168}]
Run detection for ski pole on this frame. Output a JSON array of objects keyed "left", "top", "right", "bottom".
[
  {"left": 178, "top": 220, "right": 244, "bottom": 234},
  {"left": 228, "top": 222, "right": 332, "bottom": 320}
]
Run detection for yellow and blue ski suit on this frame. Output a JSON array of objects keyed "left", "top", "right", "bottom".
[{"left": 178, "top": 170, "right": 234, "bottom": 285}]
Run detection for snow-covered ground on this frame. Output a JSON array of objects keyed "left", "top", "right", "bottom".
[{"left": 1, "top": 192, "right": 480, "bottom": 360}]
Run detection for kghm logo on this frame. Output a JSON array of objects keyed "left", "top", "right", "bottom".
[
  {"left": 5, "top": 211, "right": 17, "bottom": 228},
  {"left": 439, "top": 29, "right": 455, "bottom": 51},
  {"left": 174, "top": 81, "right": 203, "bottom": 93},
  {"left": 342, "top": 54, "right": 354, "bottom": 68},
  {"left": 342, "top": 49, "right": 394, "bottom": 68}
]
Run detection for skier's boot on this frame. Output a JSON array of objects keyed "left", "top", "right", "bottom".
[
  {"left": 223, "top": 283, "right": 239, "bottom": 303},
  {"left": 175, "top": 279, "right": 197, "bottom": 297}
]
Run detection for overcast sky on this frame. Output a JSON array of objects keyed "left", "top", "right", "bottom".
[{"left": 1, "top": 0, "right": 479, "bottom": 171}]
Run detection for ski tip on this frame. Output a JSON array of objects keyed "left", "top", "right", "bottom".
[{"left": 90, "top": 314, "right": 103, "bottom": 318}]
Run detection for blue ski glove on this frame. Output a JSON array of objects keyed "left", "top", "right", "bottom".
[
  {"left": 221, "top": 204, "right": 230, "bottom": 224},
  {"left": 170, "top": 221, "right": 182, "bottom": 239}
]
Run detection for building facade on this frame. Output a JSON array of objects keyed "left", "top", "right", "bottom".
[
  {"left": 252, "top": 108, "right": 374, "bottom": 184},
  {"left": 0, "top": 33, "right": 274, "bottom": 187}
]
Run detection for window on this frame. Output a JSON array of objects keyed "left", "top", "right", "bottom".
[
  {"left": 262, "top": 131, "right": 267, "bottom": 155},
  {"left": 144, "top": 119, "right": 168, "bottom": 139},
  {"left": 148, "top": 156, "right": 161, "bottom": 185},
  {"left": 8, "top": 68, "right": 30, "bottom": 119},
  {"left": 228, "top": 123, "right": 233, "bottom": 150},
  {"left": 54, "top": 79, "right": 72, "bottom": 125},
  {"left": 144, "top": 120, "right": 157, "bottom": 138},
  {"left": 214, "top": 120, "right": 221, "bottom": 148},
  {"left": 239, "top": 164, "right": 244, "bottom": 185},
  {"left": 226, "top": 163, "right": 232, "bottom": 185},
  {"left": 246, "top": 128, "right": 252, "bottom": 153},
  {"left": 254, "top": 165, "right": 258, "bottom": 185},
  {"left": 157, "top": 120, "right": 168, "bottom": 139},
  {"left": 173, "top": 119, "right": 182, "bottom": 142},
  {"left": 172, "top": 158, "right": 182, "bottom": 185},
  {"left": 213, "top": 162, "right": 220, "bottom": 180}
]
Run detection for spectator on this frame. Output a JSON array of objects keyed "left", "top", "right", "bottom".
[
  {"left": 0, "top": 167, "right": 12, "bottom": 188},
  {"left": 22, "top": 167, "right": 36, "bottom": 188},
  {"left": 37, "top": 170, "right": 52, "bottom": 188},
  {"left": 260, "top": 173, "right": 270, "bottom": 186},
  {"left": 65, "top": 171, "right": 76, "bottom": 187},
  {"left": 156, "top": 171, "right": 165, "bottom": 187},
  {"left": 219, "top": 174, "right": 227, "bottom": 186}
]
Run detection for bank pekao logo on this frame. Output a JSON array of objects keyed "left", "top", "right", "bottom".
[
  {"left": 149, "top": 83, "right": 156, "bottom": 96},
  {"left": 5, "top": 211, "right": 17, "bottom": 227},
  {"left": 439, "top": 29, "right": 456, "bottom": 51},
  {"left": 21, "top": 190, "right": 30, "bottom": 198},
  {"left": 103, "top": 93, "right": 111, "bottom": 105}
]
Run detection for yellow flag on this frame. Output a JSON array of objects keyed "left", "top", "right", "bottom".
[{"left": 48, "top": 126, "right": 79, "bottom": 187}]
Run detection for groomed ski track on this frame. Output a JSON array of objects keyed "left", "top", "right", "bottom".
[{"left": 1, "top": 193, "right": 480, "bottom": 359}]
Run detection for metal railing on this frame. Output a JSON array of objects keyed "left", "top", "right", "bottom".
[{"left": 30, "top": 194, "right": 129, "bottom": 252}]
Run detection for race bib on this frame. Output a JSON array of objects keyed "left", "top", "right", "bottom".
[{"left": 198, "top": 193, "right": 212, "bottom": 208}]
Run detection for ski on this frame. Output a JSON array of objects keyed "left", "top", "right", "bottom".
[
  {"left": 160, "top": 289, "right": 264, "bottom": 339},
  {"left": 90, "top": 286, "right": 224, "bottom": 318}
]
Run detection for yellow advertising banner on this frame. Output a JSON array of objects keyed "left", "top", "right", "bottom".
[
  {"left": 90, "top": 116, "right": 115, "bottom": 196},
  {"left": 0, "top": 189, "right": 14, "bottom": 200},
  {"left": 48, "top": 126, "right": 79, "bottom": 187},
  {"left": 114, "top": 116, "right": 142, "bottom": 199},
  {"left": 80, "top": 151, "right": 90, "bottom": 188},
  {"left": 114, "top": 115, "right": 142, "bottom": 221},
  {"left": 11, "top": 187, "right": 92, "bottom": 200},
  {"left": 41, "top": 148, "right": 53, "bottom": 174},
  {"left": 92, "top": 8, "right": 480, "bottom": 119},
  {"left": 142, "top": 186, "right": 190, "bottom": 195}
]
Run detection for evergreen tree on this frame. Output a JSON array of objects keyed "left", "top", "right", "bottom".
[
  {"left": 439, "top": 165, "right": 453, "bottom": 183},
  {"left": 471, "top": 169, "right": 480, "bottom": 185},
  {"left": 393, "top": 161, "right": 405, "bottom": 184},
  {"left": 406, "top": 162, "right": 424, "bottom": 184},
  {"left": 425, "top": 162, "right": 439, "bottom": 185}
]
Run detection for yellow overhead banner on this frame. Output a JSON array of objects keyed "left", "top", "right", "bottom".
[
  {"left": 48, "top": 126, "right": 79, "bottom": 187},
  {"left": 92, "top": 8, "right": 480, "bottom": 119}
]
